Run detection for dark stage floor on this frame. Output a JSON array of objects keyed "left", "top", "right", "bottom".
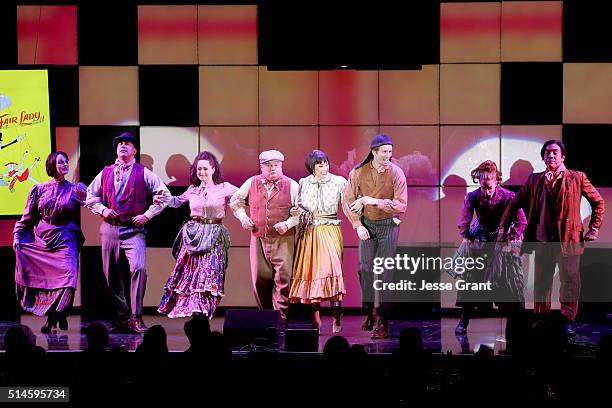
[{"left": 2, "top": 314, "right": 612, "bottom": 355}]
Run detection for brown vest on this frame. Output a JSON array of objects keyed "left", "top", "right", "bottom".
[
  {"left": 249, "top": 175, "right": 294, "bottom": 238},
  {"left": 354, "top": 164, "right": 396, "bottom": 220}
]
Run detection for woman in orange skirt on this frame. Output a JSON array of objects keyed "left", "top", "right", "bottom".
[{"left": 290, "top": 150, "right": 348, "bottom": 333}]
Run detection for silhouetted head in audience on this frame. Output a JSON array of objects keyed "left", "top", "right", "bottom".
[
  {"left": 4, "top": 325, "right": 35, "bottom": 355},
  {"left": 350, "top": 343, "right": 368, "bottom": 358},
  {"left": 184, "top": 316, "right": 212, "bottom": 349},
  {"left": 139, "top": 324, "right": 168, "bottom": 354},
  {"left": 475, "top": 344, "right": 494, "bottom": 359},
  {"left": 208, "top": 331, "right": 231, "bottom": 361},
  {"left": 323, "top": 336, "right": 351, "bottom": 361},
  {"left": 598, "top": 333, "right": 612, "bottom": 360},
  {"left": 399, "top": 327, "right": 423, "bottom": 355},
  {"left": 85, "top": 321, "right": 109, "bottom": 352},
  {"left": 531, "top": 318, "right": 566, "bottom": 356}
]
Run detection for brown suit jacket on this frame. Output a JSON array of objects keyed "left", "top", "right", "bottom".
[{"left": 501, "top": 169, "right": 605, "bottom": 255}]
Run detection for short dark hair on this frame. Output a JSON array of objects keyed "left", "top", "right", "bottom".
[
  {"left": 45, "top": 151, "right": 68, "bottom": 178},
  {"left": 540, "top": 140, "right": 566, "bottom": 159},
  {"left": 189, "top": 151, "right": 222, "bottom": 186},
  {"left": 305, "top": 150, "right": 329, "bottom": 174}
]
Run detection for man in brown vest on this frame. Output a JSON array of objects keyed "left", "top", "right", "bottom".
[
  {"left": 345, "top": 134, "right": 407, "bottom": 339},
  {"left": 499, "top": 140, "right": 604, "bottom": 338},
  {"left": 230, "top": 150, "right": 299, "bottom": 324}
]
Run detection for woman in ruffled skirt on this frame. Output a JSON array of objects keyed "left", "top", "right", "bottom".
[
  {"left": 290, "top": 150, "right": 348, "bottom": 333},
  {"left": 157, "top": 151, "right": 237, "bottom": 319}
]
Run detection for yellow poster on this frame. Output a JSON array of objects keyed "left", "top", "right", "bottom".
[{"left": 0, "top": 70, "right": 51, "bottom": 216}]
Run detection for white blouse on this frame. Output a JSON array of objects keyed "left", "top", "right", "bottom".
[{"left": 297, "top": 173, "right": 347, "bottom": 225}]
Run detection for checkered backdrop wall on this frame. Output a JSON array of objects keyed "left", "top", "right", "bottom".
[{"left": 2, "top": 1, "right": 612, "bottom": 318}]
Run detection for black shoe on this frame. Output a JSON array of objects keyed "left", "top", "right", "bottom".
[
  {"left": 110, "top": 319, "right": 130, "bottom": 333},
  {"left": 57, "top": 314, "right": 68, "bottom": 331},
  {"left": 41, "top": 315, "right": 57, "bottom": 333},
  {"left": 128, "top": 315, "right": 148, "bottom": 334}
]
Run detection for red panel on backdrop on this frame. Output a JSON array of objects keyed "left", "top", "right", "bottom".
[{"left": 17, "top": 6, "right": 77, "bottom": 65}]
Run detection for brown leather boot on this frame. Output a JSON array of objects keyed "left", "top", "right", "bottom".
[
  {"left": 128, "top": 315, "right": 148, "bottom": 334},
  {"left": 371, "top": 318, "right": 389, "bottom": 339}
]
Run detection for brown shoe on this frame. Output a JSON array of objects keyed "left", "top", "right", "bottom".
[
  {"left": 128, "top": 315, "right": 148, "bottom": 334},
  {"left": 371, "top": 319, "right": 388, "bottom": 339}
]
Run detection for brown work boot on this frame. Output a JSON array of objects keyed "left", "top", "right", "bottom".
[
  {"left": 371, "top": 319, "right": 388, "bottom": 339},
  {"left": 128, "top": 315, "right": 148, "bottom": 334}
]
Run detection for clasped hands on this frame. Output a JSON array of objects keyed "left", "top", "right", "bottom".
[{"left": 102, "top": 208, "right": 148, "bottom": 227}]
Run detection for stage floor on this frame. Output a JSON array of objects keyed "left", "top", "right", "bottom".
[{"left": 2, "top": 314, "right": 612, "bottom": 355}]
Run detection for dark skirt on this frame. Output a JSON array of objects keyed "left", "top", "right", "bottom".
[{"left": 450, "top": 229, "right": 524, "bottom": 307}]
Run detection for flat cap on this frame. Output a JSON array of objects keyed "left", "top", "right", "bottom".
[{"left": 259, "top": 150, "right": 284, "bottom": 163}]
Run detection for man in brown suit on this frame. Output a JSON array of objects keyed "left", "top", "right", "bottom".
[{"left": 499, "top": 140, "right": 604, "bottom": 337}]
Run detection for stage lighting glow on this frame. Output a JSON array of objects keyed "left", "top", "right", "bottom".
[{"left": 441, "top": 135, "right": 592, "bottom": 221}]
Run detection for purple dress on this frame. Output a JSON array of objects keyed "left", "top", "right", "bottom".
[
  {"left": 13, "top": 180, "right": 86, "bottom": 316},
  {"left": 456, "top": 186, "right": 527, "bottom": 305}
]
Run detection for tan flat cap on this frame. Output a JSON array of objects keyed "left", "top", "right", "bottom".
[{"left": 259, "top": 150, "right": 285, "bottom": 163}]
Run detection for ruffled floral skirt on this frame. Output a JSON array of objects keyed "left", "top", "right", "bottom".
[{"left": 158, "top": 223, "right": 229, "bottom": 318}]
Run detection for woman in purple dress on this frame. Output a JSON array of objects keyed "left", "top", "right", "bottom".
[
  {"left": 13, "top": 151, "right": 86, "bottom": 333},
  {"left": 454, "top": 160, "right": 527, "bottom": 335},
  {"left": 157, "top": 151, "right": 238, "bottom": 319}
]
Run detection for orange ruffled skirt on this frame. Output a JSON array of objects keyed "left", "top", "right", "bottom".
[{"left": 290, "top": 224, "right": 345, "bottom": 304}]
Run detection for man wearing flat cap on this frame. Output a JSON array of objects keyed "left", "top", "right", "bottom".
[
  {"left": 86, "top": 132, "right": 171, "bottom": 333},
  {"left": 230, "top": 150, "right": 299, "bottom": 324},
  {"left": 345, "top": 134, "right": 407, "bottom": 339}
]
